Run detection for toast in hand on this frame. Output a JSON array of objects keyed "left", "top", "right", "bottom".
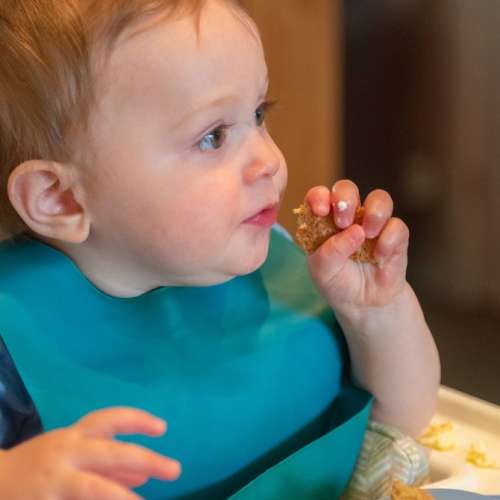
[{"left": 293, "top": 203, "right": 377, "bottom": 263}]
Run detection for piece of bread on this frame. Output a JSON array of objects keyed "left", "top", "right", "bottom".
[
  {"left": 391, "top": 480, "right": 434, "bottom": 500},
  {"left": 293, "top": 203, "right": 377, "bottom": 262}
]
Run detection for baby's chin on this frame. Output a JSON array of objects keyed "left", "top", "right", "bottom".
[
  {"left": 166, "top": 246, "right": 270, "bottom": 287},
  {"left": 234, "top": 238, "right": 271, "bottom": 277},
  {"left": 179, "top": 255, "right": 268, "bottom": 287},
  {"left": 162, "top": 228, "right": 272, "bottom": 286},
  {"left": 234, "top": 254, "right": 268, "bottom": 278}
]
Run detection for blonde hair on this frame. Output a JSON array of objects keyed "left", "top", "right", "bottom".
[{"left": 0, "top": 0, "right": 209, "bottom": 237}]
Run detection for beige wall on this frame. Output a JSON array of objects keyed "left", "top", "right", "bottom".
[{"left": 240, "top": 0, "right": 342, "bottom": 233}]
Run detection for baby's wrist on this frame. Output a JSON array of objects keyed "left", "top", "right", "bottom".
[{"left": 333, "top": 282, "right": 421, "bottom": 338}]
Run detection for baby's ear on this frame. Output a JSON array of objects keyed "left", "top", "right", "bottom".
[{"left": 7, "top": 160, "right": 90, "bottom": 243}]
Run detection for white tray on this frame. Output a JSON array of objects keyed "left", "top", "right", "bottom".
[{"left": 424, "top": 386, "right": 500, "bottom": 495}]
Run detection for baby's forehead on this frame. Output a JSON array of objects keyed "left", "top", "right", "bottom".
[
  {"left": 95, "top": 1, "right": 264, "bottom": 105},
  {"left": 85, "top": 0, "right": 266, "bottom": 147},
  {"left": 93, "top": 0, "right": 257, "bottom": 56}
]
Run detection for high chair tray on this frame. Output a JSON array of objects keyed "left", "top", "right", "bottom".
[
  {"left": 428, "top": 490, "right": 500, "bottom": 499},
  {"left": 424, "top": 386, "right": 500, "bottom": 495}
]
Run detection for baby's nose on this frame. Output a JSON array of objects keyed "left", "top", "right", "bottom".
[{"left": 243, "top": 134, "right": 281, "bottom": 184}]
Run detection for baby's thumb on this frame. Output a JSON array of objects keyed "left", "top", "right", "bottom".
[
  {"left": 76, "top": 407, "right": 167, "bottom": 439},
  {"left": 308, "top": 224, "right": 365, "bottom": 278}
]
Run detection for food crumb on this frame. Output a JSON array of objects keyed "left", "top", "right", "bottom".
[
  {"left": 337, "top": 200, "right": 348, "bottom": 212},
  {"left": 466, "top": 441, "right": 500, "bottom": 469},
  {"left": 418, "top": 421, "right": 456, "bottom": 451},
  {"left": 391, "top": 479, "right": 434, "bottom": 499}
]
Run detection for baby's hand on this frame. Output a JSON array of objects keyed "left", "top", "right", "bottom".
[
  {"left": 0, "top": 407, "right": 181, "bottom": 500},
  {"left": 305, "top": 180, "right": 409, "bottom": 313}
]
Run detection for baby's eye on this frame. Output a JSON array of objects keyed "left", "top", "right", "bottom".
[
  {"left": 198, "top": 125, "right": 228, "bottom": 151},
  {"left": 255, "top": 100, "right": 276, "bottom": 127}
]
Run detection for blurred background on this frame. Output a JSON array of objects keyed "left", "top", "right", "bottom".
[{"left": 242, "top": 0, "right": 500, "bottom": 405}]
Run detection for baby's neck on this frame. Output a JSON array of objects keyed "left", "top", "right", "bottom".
[{"left": 41, "top": 237, "right": 160, "bottom": 298}]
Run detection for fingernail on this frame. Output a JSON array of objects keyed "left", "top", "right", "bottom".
[
  {"left": 364, "top": 226, "right": 376, "bottom": 239},
  {"left": 335, "top": 200, "right": 349, "bottom": 226},
  {"left": 377, "top": 257, "right": 385, "bottom": 269},
  {"left": 317, "top": 203, "right": 330, "bottom": 216}
]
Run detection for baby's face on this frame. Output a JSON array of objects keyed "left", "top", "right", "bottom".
[{"left": 82, "top": 0, "right": 287, "bottom": 289}]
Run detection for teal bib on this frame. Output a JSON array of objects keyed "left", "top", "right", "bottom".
[{"left": 0, "top": 230, "right": 371, "bottom": 499}]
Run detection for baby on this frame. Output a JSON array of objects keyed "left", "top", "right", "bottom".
[{"left": 0, "top": 0, "right": 440, "bottom": 498}]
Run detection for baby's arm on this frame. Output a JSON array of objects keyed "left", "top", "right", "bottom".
[
  {"left": 0, "top": 407, "right": 181, "bottom": 500},
  {"left": 305, "top": 181, "right": 440, "bottom": 437},
  {"left": 335, "top": 283, "right": 439, "bottom": 437}
]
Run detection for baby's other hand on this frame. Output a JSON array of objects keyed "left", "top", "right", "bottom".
[
  {"left": 305, "top": 180, "right": 409, "bottom": 313},
  {"left": 0, "top": 407, "right": 181, "bottom": 500}
]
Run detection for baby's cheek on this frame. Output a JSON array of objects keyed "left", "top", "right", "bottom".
[
  {"left": 162, "top": 176, "right": 243, "bottom": 251},
  {"left": 278, "top": 156, "right": 288, "bottom": 191},
  {"left": 163, "top": 206, "right": 228, "bottom": 259}
]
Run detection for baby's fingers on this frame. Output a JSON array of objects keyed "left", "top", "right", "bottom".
[
  {"left": 362, "top": 189, "right": 393, "bottom": 238},
  {"left": 77, "top": 407, "right": 166, "bottom": 439},
  {"left": 374, "top": 217, "right": 409, "bottom": 267},
  {"left": 77, "top": 439, "right": 181, "bottom": 482},
  {"left": 331, "top": 180, "right": 361, "bottom": 229},
  {"left": 304, "top": 186, "right": 331, "bottom": 216},
  {"left": 106, "top": 471, "right": 150, "bottom": 489},
  {"left": 63, "top": 470, "right": 142, "bottom": 500},
  {"left": 309, "top": 224, "right": 365, "bottom": 277}
]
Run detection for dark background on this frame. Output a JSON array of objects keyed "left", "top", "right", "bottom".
[{"left": 343, "top": 0, "right": 500, "bottom": 405}]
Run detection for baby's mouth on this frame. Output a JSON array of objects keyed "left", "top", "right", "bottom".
[{"left": 243, "top": 203, "right": 279, "bottom": 228}]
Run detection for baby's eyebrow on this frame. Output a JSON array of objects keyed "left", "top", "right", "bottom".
[
  {"left": 170, "top": 94, "right": 239, "bottom": 130},
  {"left": 171, "top": 73, "right": 269, "bottom": 132}
]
